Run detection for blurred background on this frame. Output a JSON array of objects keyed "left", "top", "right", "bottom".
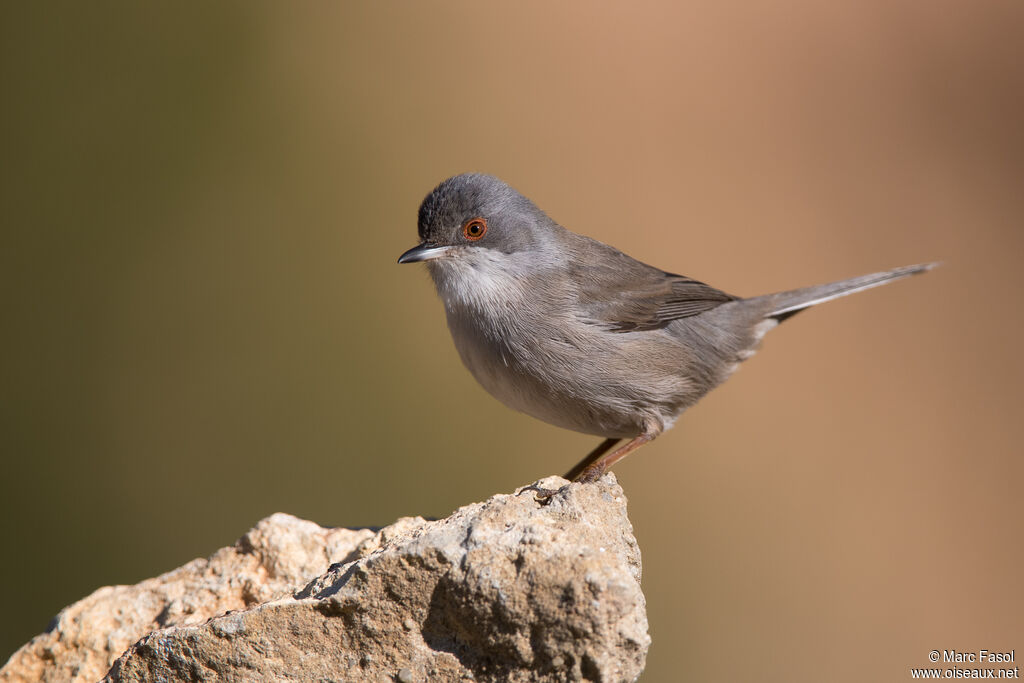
[{"left": 2, "top": 2, "right": 1022, "bottom": 681}]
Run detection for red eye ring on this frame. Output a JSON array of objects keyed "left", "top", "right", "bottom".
[{"left": 462, "top": 217, "right": 487, "bottom": 241}]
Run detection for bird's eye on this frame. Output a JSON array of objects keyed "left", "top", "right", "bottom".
[{"left": 462, "top": 218, "right": 487, "bottom": 241}]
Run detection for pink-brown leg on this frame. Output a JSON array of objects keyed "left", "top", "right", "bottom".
[
  {"left": 521, "top": 423, "right": 661, "bottom": 502},
  {"left": 574, "top": 430, "right": 656, "bottom": 484},
  {"left": 564, "top": 437, "right": 621, "bottom": 480},
  {"left": 519, "top": 438, "right": 621, "bottom": 501}
]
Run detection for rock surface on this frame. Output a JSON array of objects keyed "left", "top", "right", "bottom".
[
  {"left": 2, "top": 475, "right": 649, "bottom": 683},
  {"left": 1, "top": 514, "right": 375, "bottom": 683}
]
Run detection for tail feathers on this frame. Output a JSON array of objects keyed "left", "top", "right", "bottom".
[{"left": 761, "top": 262, "right": 939, "bottom": 321}]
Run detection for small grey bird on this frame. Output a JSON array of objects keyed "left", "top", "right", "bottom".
[{"left": 399, "top": 173, "right": 934, "bottom": 489}]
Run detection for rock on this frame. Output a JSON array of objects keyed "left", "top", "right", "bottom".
[
  {"left": 1, "top": 514, "right": 374, "bottom": 683},
  {"left": 3, "top": 475, "right": 650, "bottom": 683}
]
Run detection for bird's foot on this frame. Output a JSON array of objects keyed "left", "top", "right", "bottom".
[
  {"left": 574, "top": 463, "right": 606, "bottom": 485},
  {"left": 519, "top": 464, "right": 607, "bottom": 504},
  {"left": 517, "top": 482, "right": 569, "bottom": 504}
]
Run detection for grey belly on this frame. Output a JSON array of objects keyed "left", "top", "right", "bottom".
[
  {"left": 444, "top": 312, "right": 696, "bottom": 438},
  {"left": 458, "top": 347, "right": 645, "bottom": 438},
  {"left": 442, "top": 298, "right": 774, "bottom": 438}
]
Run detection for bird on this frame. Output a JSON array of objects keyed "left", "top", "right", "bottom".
[{"left": 398, "top": 173, "right": 935, "bottom": 492}]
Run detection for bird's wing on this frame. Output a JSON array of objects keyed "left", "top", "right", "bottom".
[{"left": 570, "top": 239, "right": 736, "bottom": 332}]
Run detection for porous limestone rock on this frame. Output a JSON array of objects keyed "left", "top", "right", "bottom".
[
  {"left": 1, "top": 514, "right": 374, "bottom": 683},
  {"left": 3, "top": 475, "right": 650, "bottom": 683}
]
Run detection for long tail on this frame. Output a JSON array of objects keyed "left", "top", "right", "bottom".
[{"left": 757, "top": 262, "right": 939, "bottom": 321}]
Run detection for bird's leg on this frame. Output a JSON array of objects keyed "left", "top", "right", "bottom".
[
  {"left": 574, "top": 423, "right": 662, "bottom": 484},
  {"left": 521, "top": 425, "right": 660, "bottom": 503},
  {"left": 564, "top": 437, "right": 621, "bottom": 480},
  {"left": 520, "top": 438, "right": 621, "bottom": 501}
]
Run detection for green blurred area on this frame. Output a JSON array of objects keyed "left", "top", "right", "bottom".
[{"left": 2, "top": 3, "right": 1023, "bottom": 681}]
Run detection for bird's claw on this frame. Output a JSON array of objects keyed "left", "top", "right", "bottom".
[{"left": 517, "top": 483, "right": 570, "bottom": 504}]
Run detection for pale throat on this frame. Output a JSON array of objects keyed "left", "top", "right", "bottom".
[{"left": 429, "top": 248, "right": 532, "bottom": 314}]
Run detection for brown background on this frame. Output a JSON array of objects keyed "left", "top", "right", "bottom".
[{"left": 2, "top": 2, "right": 1022, "bottom": 681}]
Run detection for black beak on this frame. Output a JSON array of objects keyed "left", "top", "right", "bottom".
[{"left": 397, "top": 243, "right": 451, "bottom": 264}]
